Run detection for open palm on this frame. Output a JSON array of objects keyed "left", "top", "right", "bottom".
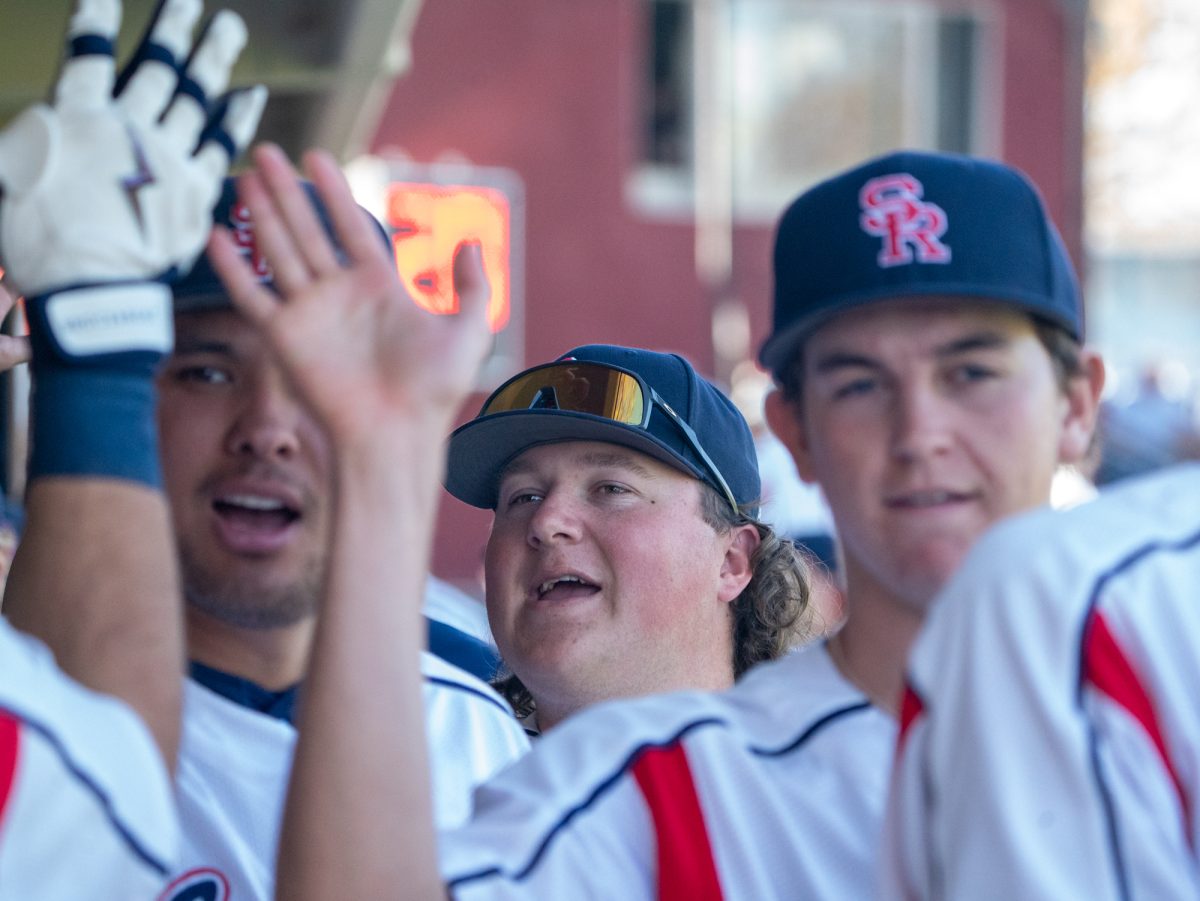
[{"left": 209, "top": 144, "right": 492, "bottom": 445}]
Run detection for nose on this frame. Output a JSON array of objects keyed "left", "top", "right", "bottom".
[
  {"left": 526, "top": 489, "right": 583, "bottom": 549},
  {"left": 224, "top": 369, "right": 303, "bottom": 461},
  {"left": 890, "top": 383, "right": 953, "bottom": 464}
]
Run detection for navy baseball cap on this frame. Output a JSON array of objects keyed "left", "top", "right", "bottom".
[
  {"left": 172, "top": 177, "right": 390, "bottom": 312},
  {"left": 445, "top": 344, "right": 761, "bottom": 516},
  {"left": 759, "top": 150, "right": 1083, "bottom": 376}
]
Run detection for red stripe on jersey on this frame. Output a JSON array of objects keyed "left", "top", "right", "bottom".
[
  {"left": 632, "top": 743, "right": 724, "bottom": 901},
  {"left": 1083, "top": 610, "right": 1193, "bottom": 848},
  {"left": 896, "top": 683, "right": 925, "bottom": 755},
  {"left": 0, "top": 712, "right": 20, "bottom": 833}
]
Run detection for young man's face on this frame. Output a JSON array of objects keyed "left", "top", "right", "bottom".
[
  {"left": 767, "top": 297, "right": 1101, "bottom": 611},
  {"left": 157, "top": 310, "right": 333, "bottom": 629},
  {"left": 484, "top": 440, "right": 748, "bottom": 725}
]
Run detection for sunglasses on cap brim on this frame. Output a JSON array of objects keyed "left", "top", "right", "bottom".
[{"left": 480, "top": 360, "right": 740, "bottom": 515}]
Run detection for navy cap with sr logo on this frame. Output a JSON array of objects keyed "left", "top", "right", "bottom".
[{"left": 759, "top": 150, "right": 1083, "bottom": 377}]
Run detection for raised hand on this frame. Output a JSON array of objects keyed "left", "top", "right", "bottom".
[
  {"left": 0, "top": 0, "right": 266, "bottom": 299},
  {"left": 238, "top": 143, "right": 491, "bottom": 901},
  {"left": 209, "top": 143, "right": 493, "bottom": 445}
]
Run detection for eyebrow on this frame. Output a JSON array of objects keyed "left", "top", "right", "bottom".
[
  {"left": 811, "top": 330, "right": 1014, "bottom": 375},
  {"left": 499, "top": 448, "right": 657, "bottom": 481},
  {"left": 171, "top": 338, "right": 236, "bottom": 357},
  {"left": 932, "top": 331, "right": 1012, "bottom": 357},
  {"left": 811, "top": 351, "right": 880, "bottom": 375}
]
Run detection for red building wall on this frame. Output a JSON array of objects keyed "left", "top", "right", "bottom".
[{"left": 372, "top": 0, "right": 1085, "bottom": 588}]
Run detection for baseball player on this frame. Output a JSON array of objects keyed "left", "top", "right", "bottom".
[
  {"left": 187, "top": 144, "right": 494, "bottom": 900},
  {"left": 443, "top": 342, "right": 810, "bottom": 733},
  {"left": 155, "top": 160, "right": 529, "bottom": 900},
  {"left": 0, "top": 0, "right": 262, "bottom": 895},
  {"left": 885, "top": 463, "right": 1200, "bottom": 900},
  {"left": 265, "top": 149, "right": 1109, "bottom": 900}
]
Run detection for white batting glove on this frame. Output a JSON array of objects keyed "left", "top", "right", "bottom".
[{"left": 0, "top": 0, "right": 265, "bottom": 359}]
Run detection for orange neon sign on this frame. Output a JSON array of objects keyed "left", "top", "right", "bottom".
[{"left": 385, "top": 183, "right": 511, "bottom": 333}]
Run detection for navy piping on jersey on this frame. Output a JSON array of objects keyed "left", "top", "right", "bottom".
[
  {"left": 749, "top": 700, "right": 873, "bottom": 759},
  {"left": 447, "top": 700, "right": 872, "bottom": 888},
  {"left": 0, "top": 703, "right": 169, "bottom": 876},
  {"left": 425, "top": 675, "right": 513, "bottom": 719},
  {"left": 1072, "top": 524, "right": 1200, "bottom": 901}
]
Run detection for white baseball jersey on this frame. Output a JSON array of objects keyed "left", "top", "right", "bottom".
[
  {"left": 441, "top": 643, "right": 894, "bottom": 899},
  {"left": 164, "top": 650, "right": 529, "bottom": 901},
  {"left": 0, "top": 617, "right": 177, "bottom": 899},
  {"left": 885, "top": 464, "right": 1200, "bottom": 900}
]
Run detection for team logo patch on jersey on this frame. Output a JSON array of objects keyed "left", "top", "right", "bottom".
[
  {"left": 858, "top": 173, "right": 952, "bottom": 268},
  {"left": 159, "top": 867, "right": 231, "bottom": 901}
]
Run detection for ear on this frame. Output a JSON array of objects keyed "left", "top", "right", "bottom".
[
  {"left": 764, "top": 388, "right": 818, "bottom": 483},
  {"left": 1057, "top": 349, "right": 1106, "bottom": 465},
  {"left": 717, "top": 523, "right": 760, "bottom": 604}
]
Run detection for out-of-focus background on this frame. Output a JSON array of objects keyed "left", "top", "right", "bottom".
[{"left": 0, "top": 0, "right": 1196, "bottom": 593}]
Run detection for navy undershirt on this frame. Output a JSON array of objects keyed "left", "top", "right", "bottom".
[
  {"left": 189, "top": 660, "right": 299, "bottom": 723},
  {"left": 425, "top": 617, "right": 502, "bottom": 682}
]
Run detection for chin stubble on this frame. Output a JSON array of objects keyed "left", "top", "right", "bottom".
[{"left": 179, "top": 543, "right": 324, "bottom": 630}]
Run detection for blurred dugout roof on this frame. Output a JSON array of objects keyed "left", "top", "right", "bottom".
[{"left": 0, "top": 0, "right": 424, "bottom": 162}]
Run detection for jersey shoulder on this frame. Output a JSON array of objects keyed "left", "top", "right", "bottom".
[
  {"left": 419, "top": 651, "right": 530, "bottom": 831},
  {"left": 923, "top": 466, "right": 1200, "bottom": 643},
  {"left": 420, "top": 650, "right": 528, "bottom": 744},
  {"left": 461, "top": 643, "right": 878, "bottom": 819},
  {"left": 0, "top": 619, "right": 178, "bottom": 893},
  {"left": 911, "top": 464, "right": 1200, "bottom": 697},
  {"left": 442, "top": 645, "right": 886, "bottom": 892},
  {"left": 420, "top": 649, "right": 511, "bottom": 716}
]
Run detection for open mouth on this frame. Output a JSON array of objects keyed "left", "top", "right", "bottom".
[
  {"left": 214, "top": 494, "right": 302, "bottom": 529},
  {"left": 535, "top": 574, "right": 601, "bottom": 602},
  {"left": 885, "top": 489, "right": 974, "bottom": 510},
  {"left": 210, "top": 492, "right": 305, "bottom": 555}
]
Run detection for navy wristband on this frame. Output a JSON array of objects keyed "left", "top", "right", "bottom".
[
  {"left": 25, "top": 284, "right": 172, "bottom": 488},
  {"left": 27, "top": 365, "right": 163, "bottom": 488}
]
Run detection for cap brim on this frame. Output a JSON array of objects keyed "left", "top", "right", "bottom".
[
  {"left": 444, "top": 409, "right": 710, "bottom": 508},
  {"left": 759, "top": 284, "right": 1083, "bottom": 376}
]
